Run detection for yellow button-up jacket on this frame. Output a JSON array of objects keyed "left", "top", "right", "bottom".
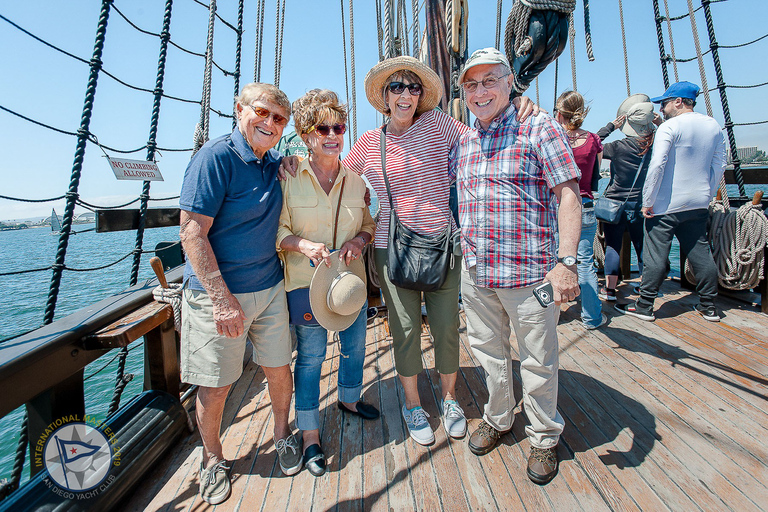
[{"left": 277, "top": 159, "right": 375, "bottom": 292}]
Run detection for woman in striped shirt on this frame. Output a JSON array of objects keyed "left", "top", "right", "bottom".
[{"left": 343, "top": 57, "right": 535, "bottom": 446}]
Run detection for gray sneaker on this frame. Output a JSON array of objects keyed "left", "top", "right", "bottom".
[
  {"left": 276, "top": 433, "right": 303, "bottom": 475},
  {"left": 199, "top": 458, "right": 231, "bottom": 505},
  {"left": 442, "top": 399, "right": 467, "bottom": 438},
  {"left": 402, "top": 405, "right": 435, "bottom": 445}
]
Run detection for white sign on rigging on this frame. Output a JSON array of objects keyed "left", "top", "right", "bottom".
[{"left": 107, "top": 158, "right": 164, "bottom": 181}]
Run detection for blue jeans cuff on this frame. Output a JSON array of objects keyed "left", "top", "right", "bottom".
[
  {"left": 296, "top": 408, "right": 321, "bottom": 431},
  {"left": 338, "top": 383, "right": 362, "bottom": 404}
]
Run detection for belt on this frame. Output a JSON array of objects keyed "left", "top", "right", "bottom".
[{"left": 583, "top": 201, "right": 594, "bottom": 208}]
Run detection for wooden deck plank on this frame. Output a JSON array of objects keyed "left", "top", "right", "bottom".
[
  {"left": 557, "top": 330, "right": 707, "bottom": 511},
  {"left": 371, "top": 318, "right": 417, "bottom": 511},
  {"left": 562, "top": 312, "right": 766, "bottom": 511},
  {"left": 118, "top": 281, "right": 768, "bottom": 512},
  {"left": 360, "top": 318, "right": 391, "bottom": 512}
]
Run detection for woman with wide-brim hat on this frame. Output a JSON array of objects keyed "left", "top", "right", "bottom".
[
  {"left": 596, "top": 93, "right": 663, "bottom": 301},
  {"left": 341, "top": 56, "right": 535, "bottom": 446},
  {"left": 277, "top": 89, "right": 377, "bottom": 476}
]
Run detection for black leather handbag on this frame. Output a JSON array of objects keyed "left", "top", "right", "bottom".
[{"left": 380, "top": 128, "right": 453, "bottom": 292}]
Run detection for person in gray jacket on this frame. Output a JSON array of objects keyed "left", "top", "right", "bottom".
[{"left": 615, "top": 81, "right": 726, "bottom": 322}]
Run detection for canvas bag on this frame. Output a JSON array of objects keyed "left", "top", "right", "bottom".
[{"left": 380, "top": 127, "right": 453, "bottom": 292}]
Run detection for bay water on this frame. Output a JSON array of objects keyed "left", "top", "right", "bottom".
[{"left": 0, "top": 223, "right": 180, "bottom": 484}]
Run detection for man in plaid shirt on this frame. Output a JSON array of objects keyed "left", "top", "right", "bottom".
[{"left": 449, "top": 48, "right": 582, "bottom": 485}]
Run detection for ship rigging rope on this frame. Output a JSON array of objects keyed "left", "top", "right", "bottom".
[
  {"left": 669, "top": 30, "right": 768, "bottom": 62},
  {"left": 495, "top": 0, "right": 503, "bottom": 50},
  {"left": 192, "top": 0, "right": 240, "bottom": 32},
  {"left": 568, "top": 13, "right": 577, "bottom": 91},
  {"left": 111, "top": 4, "right": 237, "bottom": 76},
  {"left": 686, "top": 0, "right": 714, "bottom": 118},
  {"left": 687, "top": 200, "right": 768, "bottom": 290},
  {"left": 583, "top": 0, "right": 594, "bottom": 61},
  {"left": 375, "top": 0, "right": 384, "bottom": 60},
  {"left": 194, "top": 0, "right": 217, "bottom": 153},
  {"left": 0, "top": 247, "right": 167, "bottom": 277},
  {"left": 662, "top": 0, "right": 680, "bottom": 82},
  {"left": 661, "top": 0, "right": 727, "bottom": 22},
  {"left": 412, "top": 0, "right": 420, "bottom": 56},
  {"left": 340, "top": 0, "right": 352, "bottom": 147},
  {"left": 274, "top": 0, "right": 286, "bottom": 86},
  {"left": 0, "top": 13, "right": 233, "bottom": 100},
  {"left": 349, "top": 0, "right": 359, "bottom": 141},
  {"left": 618, "top": 0, "right": 631, "bottom": 97},
  {"left": 384, "top": 0, "right": 394, "bottom": 58},
  {"left": 253, "top": 0, "right": 266, "bottom": 81}
]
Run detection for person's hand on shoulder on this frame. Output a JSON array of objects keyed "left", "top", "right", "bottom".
[
  {"left": 512, "top": 96, "right": 541, "bottom": 122},
  {"left": 278, "top": 155, "right": 300, "bottom": 181},
  {"left": 545, "top": 262, "right": 580, "bottom": 305}
]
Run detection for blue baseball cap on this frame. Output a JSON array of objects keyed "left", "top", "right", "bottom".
[{"left": 650, "top": 81, "right": 700, "bottom": 103}]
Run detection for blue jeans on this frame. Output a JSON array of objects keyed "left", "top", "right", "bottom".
[
  {"left": 294, "top": 302, "right": 367, "bottom": 431},
  {"left": 578, "top": 204, "right": 602, "bottom": 327}
]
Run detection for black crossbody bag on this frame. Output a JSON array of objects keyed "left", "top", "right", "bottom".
[
  {"left": 380, "top": 127, "right": 453, "bottom": 292},
  {"left": 595, "top": 151, "right": 648, "bottom": 224}
]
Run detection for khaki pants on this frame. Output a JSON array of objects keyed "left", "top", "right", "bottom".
[{"left": 461, "top": 266, "right": 564, "bottom": 449}]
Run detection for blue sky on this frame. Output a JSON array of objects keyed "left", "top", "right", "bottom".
[{"left": 1, "top": 0, "right": 766, "bottom": 221}]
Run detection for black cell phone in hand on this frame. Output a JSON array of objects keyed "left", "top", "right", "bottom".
[{"left": 532, "top": 282, "right": 555, "bottom": 308}]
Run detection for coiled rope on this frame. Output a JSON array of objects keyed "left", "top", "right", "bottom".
[
  {"left": 153, "top": 283, "right": 183, "bottom": 331},
  {"left": 686, "top": 199, "right": 768, "bottom": 290}
]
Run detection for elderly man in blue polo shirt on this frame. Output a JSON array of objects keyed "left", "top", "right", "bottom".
[{"left": 179, "top": 83, "right": 301, "bottom": 505}]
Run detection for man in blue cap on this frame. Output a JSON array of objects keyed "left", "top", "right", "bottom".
[{"left": 615, "top": 81, "right": 726, "bottom": 322}]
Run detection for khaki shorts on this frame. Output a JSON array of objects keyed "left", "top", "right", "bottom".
[{"left": 181, "top": 280, "right": 292, "bottom": 388}]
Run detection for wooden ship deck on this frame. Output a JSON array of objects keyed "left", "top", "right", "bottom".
[{"left": 123, "top": 279, "right": 768, "bottom": 512}]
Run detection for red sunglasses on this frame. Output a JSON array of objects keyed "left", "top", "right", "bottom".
[{"left": 308, "top": 123, "right": 347, "bottom": 136}]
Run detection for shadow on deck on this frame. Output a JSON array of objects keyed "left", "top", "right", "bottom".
[{"left": 122, "top": 279, "right": 768, "bottom": 511}]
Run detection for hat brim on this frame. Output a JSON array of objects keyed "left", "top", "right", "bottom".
[
  {"left": 309, "top": 257, "right": 367, "bottom": 332},
  {"left": 621, "top": 120, "right": 654, "bottom": 138},
  {"left": 649, "top": 95, "right": 666, "bottom": 104},
  {"left": 364, "top": 56, "right": 443, "bottom": 116},
  {"left": 617, "top": 94, "right": 652, "bottom": 117}
]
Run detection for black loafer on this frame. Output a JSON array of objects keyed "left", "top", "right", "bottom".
[
  {"left": 303, "top": 443, "right": 326, "bottom": 476},
  {"left": 337, "top": 401, "right": 380, "bottom": 420}
]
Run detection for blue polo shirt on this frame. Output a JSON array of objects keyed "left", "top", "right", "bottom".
[{"left": 180, "top": 129, "right": 284, "bottom": 294}]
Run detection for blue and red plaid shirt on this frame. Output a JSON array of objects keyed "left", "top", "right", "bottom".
[{"left": 449, "top": 103, "right": 580, "bottom": 289}]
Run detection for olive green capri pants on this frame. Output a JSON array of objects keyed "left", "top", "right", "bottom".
[{"left": 374, "top": 248, "right": 461, "bottom": 377}]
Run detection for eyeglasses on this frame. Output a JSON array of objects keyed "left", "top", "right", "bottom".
[
  {"left": 461, "top": 73, "right": 511, "bottom": 93},
  {"left": 387, "top": 82, "right": 423, "bottom": 96},
  {"left": 247, "top": 105, "right": 289, "bottom": 127},
  {"left": 661, "top": 98, "right": 676, "bottom": 108},
  {"left": 307, "top": 123, "right": 347, "bottom": 136}
]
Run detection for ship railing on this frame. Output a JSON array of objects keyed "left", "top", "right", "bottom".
[{"left": 0, "top": 266, "right": 184, "bottom": 479}]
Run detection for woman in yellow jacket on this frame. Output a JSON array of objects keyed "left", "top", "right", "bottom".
[{"left": 277, "top": 89, "right": 377, "bottom": 477}]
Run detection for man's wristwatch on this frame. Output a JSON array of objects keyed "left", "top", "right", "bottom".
[{"left": 557, "top": 256, "right": 578, "bottom": 266}]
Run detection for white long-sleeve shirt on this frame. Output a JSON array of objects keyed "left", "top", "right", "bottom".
[{"left": 642, "top": 111, "right": 726, "bottom": 215}]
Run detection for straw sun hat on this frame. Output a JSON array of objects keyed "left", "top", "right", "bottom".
[
  {"left": 364, "top": 56, "right": 443, "bottom": 116},
  {"left": 616, "top": 94, "right": 656, "bottom": 137},
  {"left": 309, "top": 256, "right": 367, "bottom": 331}
]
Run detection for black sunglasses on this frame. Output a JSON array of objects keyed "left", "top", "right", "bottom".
[
  {"left": 310, "top": 123, "right": 347, "bottom": 136},
  {"left": 387, "top": 82, "right": 423, "bottom": 96}
]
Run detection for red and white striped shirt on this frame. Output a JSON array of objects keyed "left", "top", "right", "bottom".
[{"left": 343, "top": 109, "right": 469, "bottom": 249}]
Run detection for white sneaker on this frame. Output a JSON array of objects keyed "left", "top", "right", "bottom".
[
  {"left": 583, "top": 313, "right": 608, "bottom": 330},
  {"left": 442, "top": 399, "right": 467, "bottom": 438},
  {"left": 402, "top": 405, "right": 434, "bottom": 445}
]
